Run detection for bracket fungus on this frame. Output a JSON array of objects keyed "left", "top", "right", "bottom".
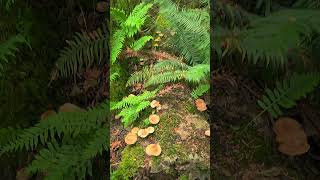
[
  {"left": 195, "top": 99, "right": 207, "bottom": 112},
  {"left": 125, "top": 132, "right": 138, "bottom": 145},
  {"left": 149, "top": 114, "right": 160, "bottom": 124},
  {"left": 273, "top": 117, "right": 310, "bottom": 156},
  {"left": 146, "top": 143, "right": 162, "bottom": 156},
  {"left": 131, "top": 127, "right": 140, "bottom": 134},
  {"left": 138, "top": 129, "right": 150, "bottom": 138},
  {"left": 147, "top": 127, "right": 155, "bottom": 134}
]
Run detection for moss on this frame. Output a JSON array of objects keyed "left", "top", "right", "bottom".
[
  {"left": 179, "top": 175, "right": 188, "bottom": 180},
  {"left": 111, "top": 145, "right": 145, "bottom": 180}
]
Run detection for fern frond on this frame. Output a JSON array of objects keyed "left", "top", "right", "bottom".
[
  {"left": 124, "top": 3, "right": 153, "bottom": 37},
  {"left": 293, "top": 0, "right": 320, "bottom": 9},
  {"left": 111, "top": 30, "right": 126, "bottom": 64},
  {"left": 130, "top": 35, "right": 153, "bottom": 51},
  {"left": 191, "top": 84, "right": 210, "bottom": 99},
  {"left": 0, "top": 103, "right": 107, "bottom": 155},
  {"left": 258, "top": 72, "right": 320, "bottom": 118},
  {"left": 0, "top": 34, "right": 28, "bottom": 74},
  {"left": 186, "top": 64, "right": 210, "bottom": 83},
  {"left": 56, "top": 29, "right": 108, "bottom": 77},
  {"left": 110, "top": 8, "right": 127, "bottom": 26}
]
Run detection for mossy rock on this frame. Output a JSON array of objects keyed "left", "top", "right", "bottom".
[{"left": 148, "top": 85, "right": 210, "bottom": 176}]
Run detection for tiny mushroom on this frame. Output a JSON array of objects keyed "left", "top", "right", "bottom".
[
  {"left": 131, "top": 127, "right": 140, "bottom": 134},
  {"left": 149, "top": 114, "right": 160, "bottom": 124},
  {"left": 273, "top": 117, "right": 310, "bottom": 156},
  {"left": 195, "top": 99, "right": 207, "bottom": 112},
  {"left": 150, "top": 100, "right": 161, "bottom": 108},
  {"left": 138, "top": 129, "right": 149, "bottom": 138},
  {"left": 205, "top": 129, "right": 210, "bottom": 137},
  {"left": 146, "top": 143, "right": 162, "bottom": 156},
  {"left": 147, "top": 127, "right": 155, "bottom": 134},
  {"left": 125, "top": 132, "right": 137, "bottom": 145}
]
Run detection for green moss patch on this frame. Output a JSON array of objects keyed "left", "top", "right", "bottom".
[{"left": 111, "top": 145, "right": 145, "bottom": 180}]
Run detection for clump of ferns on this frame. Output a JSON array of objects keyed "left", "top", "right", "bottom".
[
  {"left": 126, "top": 59, "right": 209, "bottom": 99},
  {"left": 0, "top": 103, "right": 109, "bottom": 179},
  {"left": 213, "top": 1, "right": 320, "bottom": 127},
  {"left": 110, "top": 2, "right": 154, "bottom": 82}
]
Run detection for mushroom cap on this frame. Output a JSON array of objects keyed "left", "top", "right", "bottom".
[
  {"left": 59, "top": 103, "right": 85, "bottom": 113},
  {"left": 195, "top": 99, "right": 207, "bottom": 112},
  {"left": 125, "top": 132, "right": 137, "bottom": 145},
  {"left": 41, "top": 110, "right": 57, "bottom": 120},
  {"left": 146, "top": 143, "right": 162, "bottom": 156},
  {"left": 150, "top": 100, "right": 161, "bottom": 108},
  {"left": 149, "top": 114, "right": 160, "bottom": 124},
  {"left": 147, "top": 127, "right": 155, "bottom": 134},
  {"left": 138, "top": 129, "right": 149, "bottom": 138},
  {"left": 273, "top": 117, "right": 310, "bottom": 156},
  {"left": 131, "top": 127, "right": 140, "bottom": 134},
  {"left": 205, "top": 129, "right": 210, "bottom": 137},
  {"left": 115, "top": 115, "right": 121, "bottom": 120}
]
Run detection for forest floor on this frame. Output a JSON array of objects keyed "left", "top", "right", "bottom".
[
  {"left": 110, "top": 83, "right": 210, "bottom": 179},
  {"left": 211, "top": 69, "right": 320, "bottom": 180}
]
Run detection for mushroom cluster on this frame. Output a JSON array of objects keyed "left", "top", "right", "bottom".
[
  {"left": 273, "top": 117, "right": 310, "bottom": 156},
  {"left": 123, "top": 100, "right": 163, "bottom": 156},
  {"left": 150, "top": 100, "right": 162, "bottom": 111}
]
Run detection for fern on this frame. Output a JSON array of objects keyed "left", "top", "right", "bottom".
[
  {"left": 191, "top": 84, "right": 210, "bottom": 99},
  {"left": 111, "top": 3, "right": 153, "bottom": 64},
  {"left": 156, "top": 0, "right": 209, "bottom": 65},
  {"left": 111, "top": 89, "right": 158, "bottom": 127},
  {"left": 130, "top": 35, "right": 153, "bottom": 51},
  {"left": 0, "top": 34, "right": 28, "bottom": 75},
  {"left": 55, "top": 28, "right": 108, "bottom": 77},
  {"left": 293, "top": 0, "right": 320, "bottom": 9},
  {"left": 258, "top": 72, "right": 320, "bottom": 118}
]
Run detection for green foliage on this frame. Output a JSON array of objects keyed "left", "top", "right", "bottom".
[
  {"left": 191, "top": 84, "right": 210, "bottom": 99},
  {"left": 111, "top": 145, "right": 145, "bottom": 180},
  {"left": 214, "top": 1, "right": 320, "bottom": 68},
  {"left": 127, "top": 60, "right": 209, "bottom": 98},
  {"left": 111, "top": 2, "right": 153, "bottom": 64},
  {"left": 0, "top": 103, "right": 109, "bottom": 179},
  {"left": 258, "top": 72, "right": 320, "bottom": 118},
  {"left": 111, "top": 89, "right": 158, "bottom": 127},
  {"left": 156, "top": 0, "right": 209, "bottom": 65},
  {"left": 55, "top": 28, "right": 108, "bottom": 77},
  {"left": 0, "top": 34, "right": 29, "bottom": 75}
]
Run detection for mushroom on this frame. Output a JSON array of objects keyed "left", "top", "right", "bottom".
[
  {"left": 146, "top": 143, "right": 162, "bottom": 156},
  {"left": 115, "top": 115, "right": 121, "bottom": 120},
  {"left": 125, "top": 132, "right": 137, "bottom": 145},
  {"left": 150, "top": 100, "right": 161, "bottom": 108},
  {"left": 58, "top": 103, "right": 85, "bottom": 113},
  {"left": 273, "top": 117, "right": 310, "bottom": 156},
  {"left": 195, "top": 99, "right": 207, "bottom": 112},
  {"left": 40, "top": 110, "right": 57, "bottom": 120},
  {"left": 147, "top": 127, "right": 155, "bottom": 134},
  {"left": 131, "top": 127, "right": 140, "bottom": 134},
  {"left": 205, "top": 129, "right": 210, "bottom": 137},
  {"left": 149, "top": 114, "right": 160, "bottom": 124},
  {"left": 138, "top": 129, "right": 149, "bottom": 138}
]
